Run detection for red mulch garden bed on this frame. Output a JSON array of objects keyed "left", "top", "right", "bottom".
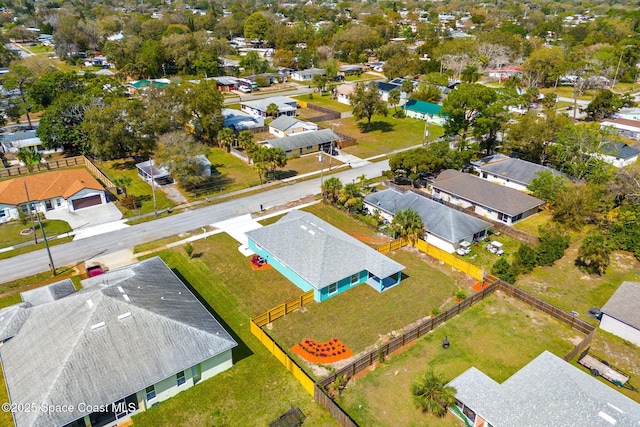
[
  {"left": 472, "top": 281, "right": 490, "bottom": 292},
  {"left": 291, "top": 338, "right": 353, "bottom": 364}
]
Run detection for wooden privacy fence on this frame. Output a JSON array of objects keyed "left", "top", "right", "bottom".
[
  {"left": 314, "top": 384, "right": 358, "bottom": 427},
  {"left": 306, "top": 103, "right": 341, "bottom": 121},
  {"left": 250, "top": 319, "right": 316, "bottom": 396},
  {"left": 0, "top": 156, "right": 116, "bottom": 189},
  {"left": 376, "top": 238, "right": 484, "bottom": 281},
  {"left": 252, "top": 290, "right": 314, "bottom": 327}
]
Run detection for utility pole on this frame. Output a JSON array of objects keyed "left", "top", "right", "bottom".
[
  {"left": 318, "top": 153, "right": 324, "bottom": 186},
  {"left": 151, "top": 156, "right": 158, "bottom": 218},
  {"left": 24, "top": 182, "right": 55, "bottom": 275},
  {"left": 23, "top": 182, "right": 37, "bottom": 244}
]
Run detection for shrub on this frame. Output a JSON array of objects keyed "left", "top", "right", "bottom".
[
  {"left": 512, "top": 243, "right": 537, "bottom": 274},
  {"left": 453, "top": 288, "right": 467, "bottom": 301},
  {"left": 120, "top": 195, "right": 141, "bottom": 210},
  {"left": 184, "top": 243, "right": 194, "bottom": 259},
  {"left": 577, "top": 230, "right": 611, "bottom": 275},
  {"left": 377, "top": 347, "right": 385, "bottom": 363},
  {"left": 491, "top": 258, "right": 516, "bottom": 283},
  {"left": 431, "top": 307, "right": 441, "bottom": 316},
  {"left": 535, "top": 225, "right": 569, "bottom": 266}
]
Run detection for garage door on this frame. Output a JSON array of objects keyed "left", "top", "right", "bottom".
[{"left": 72, "top": 195, "right": 102, "bottom": 210}]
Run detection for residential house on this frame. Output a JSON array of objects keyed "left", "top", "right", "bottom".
[
  {"left": 211, "top": 76, "right": 240, "bottom": 92},
  {"left": 364, "top": 189, "right": 491, "bottom": 253},
  {"left": 338, "top": 64, "right": 368, "bottom": 76},
  {"left": 336, "top": 84, "right": 355, "bottom": 105},
  {"left": 471, "top": 154, "right": 565, "bottom": 193},
  {"left": 263, "top": 129, "right": 340, "bottom": 157},
  {"left": 246, "top": 210, "right": 405, "bottom": 302},
  {"left": 403, "top": 99, "right": 447, "bottom": 126},
  {"left": 0, "top": 169, "right": 108, "bottom": 223},
  {"left": 290, "top": 68, "right": 325, "bottom": 82},
  {"left": 599, "top": 281, "right": 640, "bottom": 348},
  {"left": 600, "top": 142, "right": 639, "bottom": 168},
  {"left": 431, "top": 170, "right": 545, "bottom": 225},
  {"left": 600, "top": 118, "right": 640, "bottom": 141},
  {"left": 222, "top": 108, "right": 264, "bottom": 131},
  {"left": 268, "top": 116, "right": 318, "bottom": 138},
  {"left": 240, "top": 96, "right": 298, "bottom": 118},
  {"left": 449, "top": 351, "right": 640, "bottom": 427},
  {"left": 375, "top": 81, "right": 407, "bottom": 102},
  {"left": 487, "top": 66, "right": 522, "bottom": 81},
  {"left": 136, "top": 156, "right": 211, "bottom": 185},
  {"left": 614, "top": 107, "right": 640, "bottom": 121},
  {"left": 0, "top": 129, "right": 61, "bottom": 154},
  {"left": 126, "top": 78, "right": 170, "bottom": 95},
  {"left": 0, "top": 257, "right": 237, "bottom": 427}
]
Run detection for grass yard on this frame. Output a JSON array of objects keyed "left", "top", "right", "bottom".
[
  {"left": 323, "top": 114, "right": 444, "bottom": 159},
  {"left": 336, "top": 291, "right": 580, "bottom": 427},
  {"left": 133, "top": 246, "right": 337, "bottom": 427},
  {"left": 303, "top": 203, "right": 380, "bottom": 239},
  {"left": 540, "top": 86, "right": 596, "bottom": 101},
  {"left": 512, "top": 210, "right": 552, "bottom": 237},
  {"left": 284, "top": 154, "right": 344, "bottom": 178},
  {"left": 0, "top": 219, "right": 71, "bottom": 248},
  {"left": 294, "top": 94, "right": 353, "bottom": 113},
  {"left": 99, "top": 159, "right": 176, "bottom": 217},
  {"left": 516, "top": 234, "right": 640, "bottom": 324},
  {"left": 268, "top": 245, "right": 475, "bottom": 364},
  {"left": 453, "top": 233, "right": 521, "bottom": 272}
]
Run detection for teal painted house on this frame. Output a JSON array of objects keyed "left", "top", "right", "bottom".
[
  {"left": 404, "top": 99, "right": 448, "bottom": 125},
  {"left": 246, "top": 210, "right": 405, "bottom": 302}
]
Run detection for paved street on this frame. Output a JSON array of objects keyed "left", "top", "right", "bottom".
[{"left": 0, "top": 161, "right": 389, "bottom": 283}]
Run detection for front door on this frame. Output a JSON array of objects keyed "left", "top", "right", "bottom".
[{"left": 45, "top": 200, "right": 53, "bottom": 210}]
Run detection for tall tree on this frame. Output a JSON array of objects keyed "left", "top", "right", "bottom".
[
  {"left": 154, "top": 131, "right": 210, "bottom": 190},
  {"left": 441, "top": 83, "right": 498, "bottom": 146},
  {"left": 577, "top": 230, "right": 611, "bottom": 275},
  {"left": 388, "top": 88, "right": 401, "bottom": 114},
  {"left": 3, "top": 65, "right": 36, "bottom": 129},
  {"left": 244, "top": 12, "right": 272, "bottom": 41},
  {"left": 321, "top": 177, "right": 343, "bottom": 203},
  {"left": 585, "top": 90, "right": 635, "bottom": 121},
  {"left": 178, "top": 80, "right": 224, "bottom": 144},
  {"left": 350, "top": 82, "right": 388, "bottom": 132},
  {"left": 460, "top": 64, "right": 480, "bottom": 83},
  {"left": 217, "top": 128, "right": 236, "bottom": 152},
  {"left": 392, "top": 209, "right": 424, "bottom": 246},
  {"left": 411, "top": 370, "right": 457, "bottom": 418}
]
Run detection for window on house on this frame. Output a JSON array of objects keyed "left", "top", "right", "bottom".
[
  {"left": 328, "top": 283, "right": 338, "bottom": 294},
  {"left": 0, "top": 209, "right": 5, "bottom": 218},
  {"left": 176, "top": 371, "right": 186, "bottom": 386},
  {"left": 56, "top": 198, "right": 62, "bottom": 207},
  {"left": 145, "top": 385, "right": 156, "bottom": 401},
  {"left": 350, "top": 274, "right": 358, "bottom": 285}
]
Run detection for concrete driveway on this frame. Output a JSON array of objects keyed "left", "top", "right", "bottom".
[{"left": 45, "top": 203, "right": 124, "bottom": 230}]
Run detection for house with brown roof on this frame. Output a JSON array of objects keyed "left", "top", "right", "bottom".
[
  {"left": 0, "top": 169, "right": 107, "bottom": 223},
  {"left": 431, "top": 170, "right": 544, "bottom": 226}
]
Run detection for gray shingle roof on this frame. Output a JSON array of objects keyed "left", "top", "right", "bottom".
[
  {"left": 602, "top": 142, "right": 640, "bottom": 160},
  {"left": 0, "top": 257, "right": 237, "bottom": 427},
  {"left": 432, "top": 170, "right": 544, "bottom": 216},
  {"left": 269, "top": 115, "right": 303, "bottom": 131},
  {"left": 0, "top": 303, "right": 30, "bottom": 342},
  {"left": 241, "top": 96, "right": 298, "bottom": 112},
  {"left": 264, "top": 129, "right": 339, "bottom": 152},
  {"left": 20, "top": 279, "right": 76, "bottom": 306},
  {"left": 601, "top": 281, "right": 640, "bottom": 329},
  {"left": 364, "top": 189, "right": 490, "bottom": 244},
  {"left": 246, "top": 210, "right": 405, "bottom": 289},
  {"left": 472, "top": 154, "right": 564, "bottom": 186},
  {"left": 449, "top": 350, "right": 640, "bottom": 426}
]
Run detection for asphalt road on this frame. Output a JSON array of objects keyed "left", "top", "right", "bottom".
[{"left": 0, "top": 161, "right": 389, "bottom": 284}]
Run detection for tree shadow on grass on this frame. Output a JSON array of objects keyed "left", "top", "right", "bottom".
[
  {"left": 110, "top": 159, "right": 138, "bottom": 170},
  {"left": 357, "top": 120, "right": 394, "bottom": 133},
  {"left": 172, "top": 268, "right": 253, "bottom": 363}
]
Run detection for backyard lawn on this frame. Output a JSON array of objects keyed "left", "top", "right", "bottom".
[
  {"left": 99, "top": 159, "right": 176, "bottom": 217},
  {"left": 267, "top": 245, "right": 476, "bottom": 364},
  {"left": 132, "top": 246, "right": 337, "bottom": 427},
  {"left": 294, "top": 94, "right": 353, "bottom": 113},
  {"left": 322, "top": 113, "right": 444, "bottom": 159},
  {"left": 336, "top": 292, "right": 580, "bottom": 427}
]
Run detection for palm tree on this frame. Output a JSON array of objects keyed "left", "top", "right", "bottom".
[
  {"left": 401, "top": 79, "right": 415, "bottom": 98},
  {"left": 392, "top": 209, "right": 424, "bottom": 246},
  {"left": 356, "top": 173, "right": 368, "bottom": 189},
  {"left": 16, "top": 147, "right": 41, "bottom": 172},
  {"left": 217, "top": 127, "right": 236, "bottom": 153},
  {"left": 112, "top": 176, "right": 133, "bottom": 196},
  {"left": 321, "top": 177, "right": 343, "bottom": 203},
  {"left": 411, "top": 370, "right": 457, "bottom": 418},
  {"left": 388, "top": 88, "right": 401, "bottom": 115},
  {"left": 339, "top": 182, "right": 362, "bottom": 212},
  {"left": 238, "top": 130, "right": 256, "bottom": 163},
  {"left": 266, "top": 103, "right": 279, "bottom": 117},
  {"left": 461, "top": 64, "right": 480, "bottom": 83}
]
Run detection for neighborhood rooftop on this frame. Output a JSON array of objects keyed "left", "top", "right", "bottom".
[
  {"left": 432, "top": 170, "right": 545, "bottom": 216},
  {"left": 404, "top": 99, "right": 444, "bottom": 116},
  {"left": 449, "top": 351, "right": 640, "bottom": 426},
  {"left": 264, "top": 129, "right": 339, "bottom": 152},
  {"left": 268, "top": 115, "right": 315, "bottom": 132},
  {"left": 240, "top": 96, "right": 298, "bottom": 112},
  {"left": 601, "top": 281, "right": 640, "bottom": 330},
  {"left": 472, "top": 154, "right": 564, "bottom": 186},
  {"left": 0, "top": 256, "right": 237, "bottom": 427},
  {"left": 601, "top": 142, "right": 640, "bottom": 160},
  {"left": 245, "top": 210, "right": 405, "bottom": 290},
  {"left": 364, "top": 189, "right": 490, "bottom": 244},
  {"left": 0, "top": 169, "right": 104, "bottom": 206}
]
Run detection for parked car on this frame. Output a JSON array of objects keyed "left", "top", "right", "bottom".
[
  {"left": 86, "top": 265, "right": 104, "bottom": 277},
  {"left": 238, "top": 85, "right": 251, "bottom": 93}
]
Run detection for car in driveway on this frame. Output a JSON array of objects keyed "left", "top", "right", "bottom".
[{"left": 238, "top": 85, "right": 251, "bottom": 93}]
